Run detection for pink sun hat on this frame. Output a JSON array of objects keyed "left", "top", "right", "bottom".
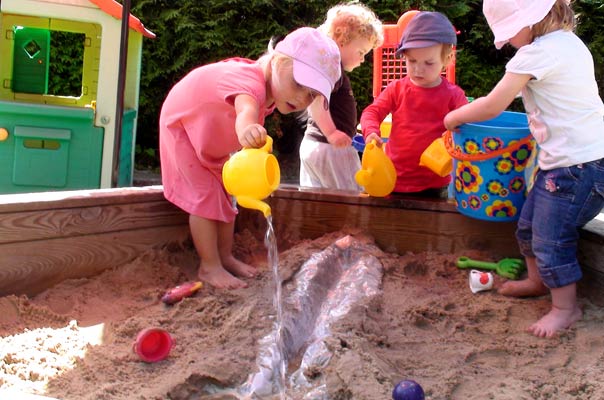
[
  {"left": 483, "top": 0, "right": 557, "bottom": 49},
  {"left": 275, "top": 27, "right": 341, "bottom": 108}
]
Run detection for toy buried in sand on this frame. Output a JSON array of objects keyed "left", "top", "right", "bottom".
[
  {"left": 468, "top": 270, "right": 494, "bottom": 293},
  {"left": 355, "top": 139, "right": 396, "bottom": 197},
  {"left": 161, "top": 281, "right": 203, "bottom": 305},
  {"left": 457, "top": 256, "right": 526, "bottom": 280},
  {"left": 133, "top": 327, "right": 173, "bottom": 363},
  {"left": 222, "top": 136, "right": 280, "bottom": 218},
  {"left": 392, "top": 379, "right": 425, "bottom": 400}
]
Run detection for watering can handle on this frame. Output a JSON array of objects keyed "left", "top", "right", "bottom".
[
  {"left": 261, "top": 136, "right": 273, "bottom": 153},
  {"left": 443, "top": 130, "right": 533, "bottom": 162},
  {"left": 243, "top": 135, "right": 273, "bottom": 152},
  {"left": 367, "top": 138, "right": 380, "bottom": 149}
]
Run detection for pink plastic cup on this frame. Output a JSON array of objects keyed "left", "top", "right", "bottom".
[{"left": 133, "top": 328, "right": 173, "bottom": 362}]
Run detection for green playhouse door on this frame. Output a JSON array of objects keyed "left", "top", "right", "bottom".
[{"left": 12, "top": 27, "right": 50, "bottom": 94}]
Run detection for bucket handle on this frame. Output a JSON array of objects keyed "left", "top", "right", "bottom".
[{"left": 443, "top": 130, "right": 533, "bottom": 162}]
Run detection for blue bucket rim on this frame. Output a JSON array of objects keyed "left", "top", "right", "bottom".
[{"left": 461, "top": 111, "right": 529, "bottom": 132}]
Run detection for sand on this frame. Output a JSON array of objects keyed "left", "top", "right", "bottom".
[{"left": 1, "top": 228, "right": 603, "bottom": 400}]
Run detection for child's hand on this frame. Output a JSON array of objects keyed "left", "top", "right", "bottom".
[
  {"left": 326, "top": 130, "right": 352, "bottom": 148},
  {"left": 365, "top": 132, "right": 383, "bottom": 146},
  {"left": 444, "top": 112, "right": 460, "bottom": 132},
  {"left": 238, "top": 123, "right": 267, "bottom": 148}
]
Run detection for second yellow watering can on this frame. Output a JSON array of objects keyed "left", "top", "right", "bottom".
[
  {"left": 419, "top": 133, "right": 452, "bottom": 177},
  {"left": 355, "top": 139, "right": 396, "bottom": 197},
  {"left": 222, "top": 136, "right": 280, "bottom": 218}
]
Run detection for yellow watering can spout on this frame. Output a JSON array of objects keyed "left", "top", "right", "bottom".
[
  {"left": 235, "top": 196, "right": 272, "bottom": 218},
  {"left": 222, "top": 136, "right": 280, "bottom": 217},
  {"left": 354, "top": 169, "right": 373, "bottom": 187}
]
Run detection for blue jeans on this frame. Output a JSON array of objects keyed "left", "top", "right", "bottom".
[{"left": 516, "top": 158, "right": 604, "bottom": 288}]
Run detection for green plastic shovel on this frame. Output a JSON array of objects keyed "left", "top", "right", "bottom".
[{"left": 457, "top": 256, "right": 526, "bottom": 280}]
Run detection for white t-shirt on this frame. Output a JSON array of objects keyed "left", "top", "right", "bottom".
[{"left": 506, "top": 30, "right": 604, "bottom": 170}]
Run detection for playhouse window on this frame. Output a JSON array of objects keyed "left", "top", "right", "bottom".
[
  {"left": 23, "top": 139, "right": 61, "bottom": 150},
  {"left": 12, "top": 26, "right": 84, "bottom": 98},
  {"left": 48, "top": 31, "right": 85, "bottom": 97}
]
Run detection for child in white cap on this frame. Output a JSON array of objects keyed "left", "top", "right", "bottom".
[
  {"left": 444, "top": 0, "right": 604, "bottom": 338},
  {"left": 360, "top": 11, "right": 468, "bottom": 195},
  {"left": 299, "top": 2, "right": 383, "bottom": 191},
  {"left": 159, "top": 27, "right": 341, "bottom": 289}
]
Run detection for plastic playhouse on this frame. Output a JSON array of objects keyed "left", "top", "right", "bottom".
[{"left": 0, "top": 0, "right": 154, "bottom": 194}]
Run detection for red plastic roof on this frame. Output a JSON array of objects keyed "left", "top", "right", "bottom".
[{"left": 89, "top": 0, "right": 155, "bottom": 38}]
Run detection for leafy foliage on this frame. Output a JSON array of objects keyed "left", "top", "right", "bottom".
[
  {"left": 59, "top": 0, "right": 604, "bottom": 167},
  {"left": 48, "top": 31, "right": 84, "bottom": 97},
  {"left": 131, "top": 0, "right": 334, "bottom": 155}
]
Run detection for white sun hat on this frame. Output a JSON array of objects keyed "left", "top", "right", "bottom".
[{"left": 483, "top": 0, "right": 557, "bottom": 49}]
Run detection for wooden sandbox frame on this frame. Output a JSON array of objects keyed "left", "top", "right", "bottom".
[{"left": 1, "top": 185, "right": 603, "bottom": 303}]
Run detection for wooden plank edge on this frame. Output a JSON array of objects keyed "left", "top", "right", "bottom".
[
  {"left": 0, "top": 186, "right": 166, "bottom": 213},
  {"left": 0, "top": 225, "right": 190, "bottom": 297}
]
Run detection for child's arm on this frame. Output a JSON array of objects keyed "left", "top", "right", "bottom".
[
  {"left": 359, "top": 103, "right": 387, "bottom": 146},
  {"left": 444, "top": 72, "right": 532, "bottom": 131},
  {"left": 308, "top": 97, "right": 352, "bottom": 148},
  {"left": 234, "top": 94, "right": 267, "bottom": 148},
  {"left": 360, "top": 83, "right": 396, "bottom": 147}
]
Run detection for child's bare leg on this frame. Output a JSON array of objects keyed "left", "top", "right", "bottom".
[
  {"left": 217, "top": 220, "right": 258, "bottom": 278},
  {"left": 189, "top": 215, "right": 247, "bottom": 289},
  {"left": 498, "top": 256, "right": 548, "bottom": 297},
  {"left": 527, "top": 283, "right": 582, "bottom": 338}
]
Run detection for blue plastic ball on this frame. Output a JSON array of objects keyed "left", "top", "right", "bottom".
[{"left": 392, "top": 379, "right": 425, "bottom": 400}]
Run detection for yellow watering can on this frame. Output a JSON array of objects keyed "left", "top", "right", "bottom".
[
  {"left": 419, "top": 133, "right": 452, "bottom": 177},
  {"left": 222, "top": 136, "right": 280, "bottom": 218},
  {"left": 355, "top": 139, "right": 396, "bottom": 197}
]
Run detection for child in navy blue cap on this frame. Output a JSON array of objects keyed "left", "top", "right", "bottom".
[{"left": 360, "top": 11, "right": 467, "bottom": 195}]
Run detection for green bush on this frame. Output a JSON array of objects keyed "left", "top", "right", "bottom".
[{"left": 128, "top": 0, "right": 603, "bottom": 167}]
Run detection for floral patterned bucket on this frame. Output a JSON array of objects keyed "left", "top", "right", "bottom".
[{"left": 443, "top": 111, "right": 535, "bottom": 222}]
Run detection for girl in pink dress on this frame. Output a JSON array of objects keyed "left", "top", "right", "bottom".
[{"left": 159, "top": 28, "right": 341, "bottom": 289}]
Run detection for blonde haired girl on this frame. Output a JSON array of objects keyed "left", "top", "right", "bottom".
[
  {"left": 299, "top": 2, "right": 383, "bottom": 190},
  {"left": 445, "top": 0, "right": 604, "bottom": 337}
]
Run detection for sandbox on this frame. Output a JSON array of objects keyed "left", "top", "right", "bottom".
[{"left": 1, "top": 186, "right": 603, "bottom": 399}]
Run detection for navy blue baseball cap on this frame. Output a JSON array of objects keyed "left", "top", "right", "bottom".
[{"left": 396, "top": 11, "right": 457, "bottom": 57}]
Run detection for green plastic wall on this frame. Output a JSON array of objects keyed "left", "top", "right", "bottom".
[
  {"left": 0, "top": 101, "right": 104, "bottom": 193},
  {"left": 119, "top": 108, "right": 137, "bottom": 187}
]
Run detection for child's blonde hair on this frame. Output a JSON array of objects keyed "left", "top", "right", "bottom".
[
  {"left": 440, "top": 45, "right": 455, "bottom": 67},
  {"left": 401, "top": 45, "right": 455, "bottom": 69},
  {"left": 263, "top": 37, "right": 294, "bottom": 66},
  {"left": 318, "top": 2, "right": 384, "bottom": 49},
  {"left": 532, "top": 0, "right": 575, "bottom": 39}
]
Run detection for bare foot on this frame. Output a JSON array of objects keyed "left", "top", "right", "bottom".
[
  {"left": 198, "top": 265, "right": 248, "bottom": 289},
  {"left": 498, "top": 278, "right": 549, "bottom": 297},
  {"left": 527, "top": 305, "right": 582, "bottom": 338},
  {"left": 222, "top": 255, "right": 258, "bottom": 278}
]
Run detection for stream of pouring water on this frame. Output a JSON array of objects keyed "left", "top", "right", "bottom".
[
  {"left": 264, "top": 216, "right": 287, "bottom": 399},
  {"left": 214, "top": 232, "right": 383, "bottom": 399}
]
